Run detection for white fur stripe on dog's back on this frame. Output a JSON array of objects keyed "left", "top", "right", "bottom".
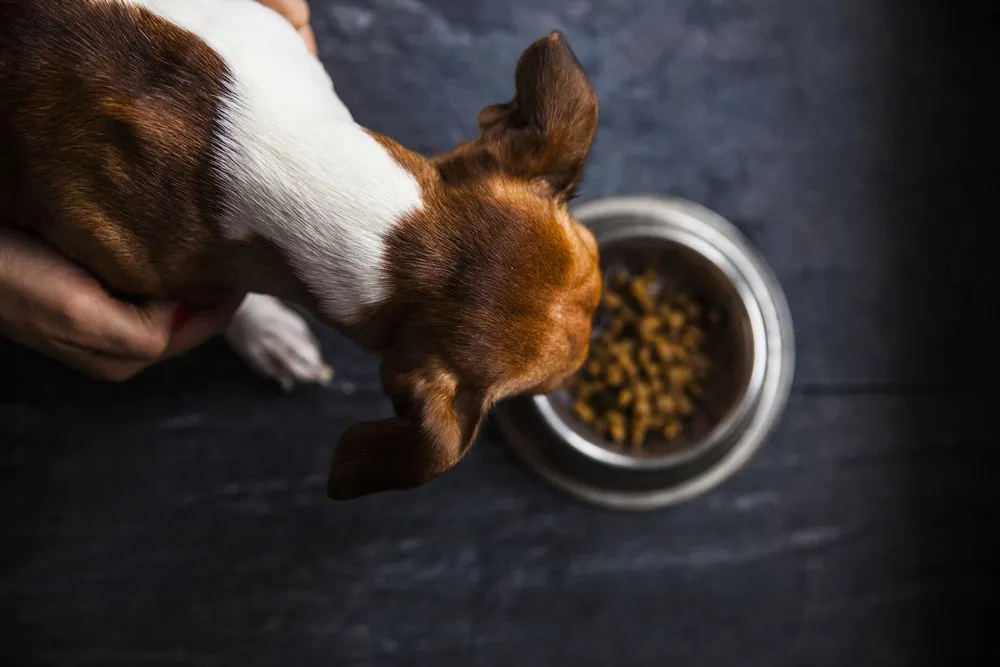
[{"left": 109, "top": 0, "right": 424, "bottom": 323}]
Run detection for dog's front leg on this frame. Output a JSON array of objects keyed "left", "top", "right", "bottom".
[{"left": 225, "top": 293, "right": 333, "bottom": 391}]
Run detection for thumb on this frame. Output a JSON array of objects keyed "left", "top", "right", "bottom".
[
  {"left": 141, "top": 299, "right": 182, "bottom": 331},
  {"left": 93, "top": 297, "right": 178, "bottom": 360}
]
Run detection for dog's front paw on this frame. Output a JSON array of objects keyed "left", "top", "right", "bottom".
[{"left": 225, "top": 294, "right": 333, "bottom": 392}]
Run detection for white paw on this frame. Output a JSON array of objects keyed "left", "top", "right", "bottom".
[{"left": 225, "top": 294, "right": 333, "bottom": 392}]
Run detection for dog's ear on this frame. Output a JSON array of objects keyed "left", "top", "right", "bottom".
[
  {"left": 326, "top": 359, "right": 487, "bottom": 499},
  {"left": 475, "top": 31, "right": 599, "bottom": 201}
]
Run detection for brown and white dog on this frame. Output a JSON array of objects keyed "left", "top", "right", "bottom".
[{"left": 0, "top": 0, "right": 601, "bottom": 499}]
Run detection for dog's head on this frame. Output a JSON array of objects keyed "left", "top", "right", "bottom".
[{"left": 328, "top": 32, "right": 600, "bottom": 499}]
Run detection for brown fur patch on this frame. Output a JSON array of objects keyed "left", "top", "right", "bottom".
[
  {"left": 0, "top": 0, "right": 306, "bottom": 304},
  {"left": 328, "top": 33, "right": 602, "bottom": 498}
]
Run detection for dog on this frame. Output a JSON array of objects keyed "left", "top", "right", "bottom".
[{"left": 0, "top": 0, "right": 601, "bottom": 499}]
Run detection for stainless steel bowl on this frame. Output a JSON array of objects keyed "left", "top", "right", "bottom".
[{"left": 493, "top": 196, "right": 795, "bottom": 510}]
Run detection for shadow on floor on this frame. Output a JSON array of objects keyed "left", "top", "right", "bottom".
[{"left": 892, "top": 3, "right": 997, "bottom": 664}]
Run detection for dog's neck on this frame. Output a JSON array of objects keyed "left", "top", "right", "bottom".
[
  {"left": 216, "top": 103, "right": 425, "bottom": 326},
  {"left": 140, "top": 0, "right": 427, "bottom": 325}
]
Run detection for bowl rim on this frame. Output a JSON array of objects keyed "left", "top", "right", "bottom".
[
  {"left": 532, "top": 221, "right": 768, "bottom": 470},
  {"left": 493, "top": 195, "right": 796, "bottom": 510}
]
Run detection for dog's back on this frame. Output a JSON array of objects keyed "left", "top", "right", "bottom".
[{"left": 0, "top": 0, "right": 235, "bottom": 295}]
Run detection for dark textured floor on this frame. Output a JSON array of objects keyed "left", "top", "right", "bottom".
[{"left": 2, "top": 1, "right": 998, "bottom": 665}]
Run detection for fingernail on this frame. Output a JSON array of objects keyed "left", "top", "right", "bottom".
[{"left": 173, "top": 304, "right": 191, "bottom": 328}]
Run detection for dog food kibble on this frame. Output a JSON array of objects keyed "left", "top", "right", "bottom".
[{"left": 568, "top": 268, "right": 720, "bottom": 454}]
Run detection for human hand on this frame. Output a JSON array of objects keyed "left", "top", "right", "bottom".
[
  {"left": 0, "top": 228, "right": 242, "bottom": 382},
  {"left": 259, "top": 0, "right": 317, "bottom": 55}
]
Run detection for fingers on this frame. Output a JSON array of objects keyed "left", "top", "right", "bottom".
[
  {"left": 258, "top": 0, "right": 310, "bottom": 29},
  {"left": 56, "top": 297, "right": 242, "bottom": 381},
  {"left": 258, "top": 0, "right": 317, "bottom": 55},
  {"left": 61, "top": 292, "right": 176, "bottom": 362},
  {"left": 67, "top": 292, "right": 243, "bottom": 363},
  {"left": 299, "top": 25, "right": 317, "bottom": 55},
  {"left": 33, "top": 296, "right": 171, "bottom": 382}
]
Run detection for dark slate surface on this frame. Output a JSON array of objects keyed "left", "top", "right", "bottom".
[{"left": 1, "top": 1, "right": 997, "bottom": 665}]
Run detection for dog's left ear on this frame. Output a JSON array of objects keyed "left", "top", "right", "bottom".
[
  {"left": 326, "top": 358, "right": 487, "bottom": 500},
  {"left": 473, "top": 31, "right": 599, "bottom": 201}
]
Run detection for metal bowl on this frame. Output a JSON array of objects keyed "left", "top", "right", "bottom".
[{"left": 492, "top": 196, "right": 795, "bottom": 510}]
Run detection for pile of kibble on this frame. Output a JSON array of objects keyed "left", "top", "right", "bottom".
[{"left": 568, "top": 268, "right": 720, "bottom": 453}]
